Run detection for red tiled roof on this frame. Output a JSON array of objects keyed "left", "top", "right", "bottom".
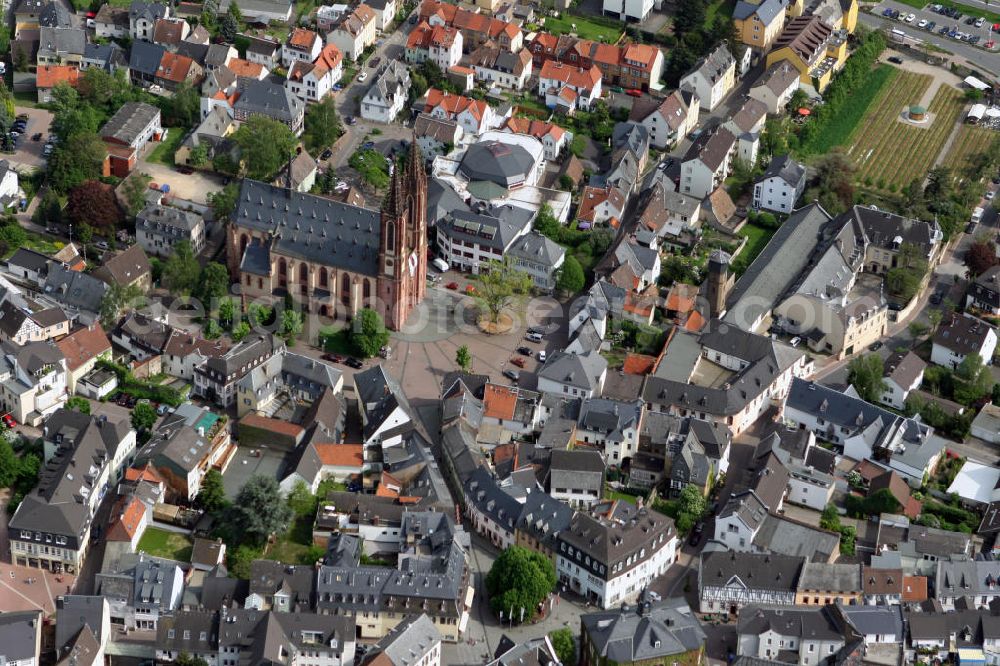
[
  {"left": 156, "top": 51, "right": 196, "bottom": 83},
  {"left": 622, "top": 353, "right": 657, "bottom": 375},
  {"left": 903, "top": 575, "right": 928, "bottom": 602},
  {"left": 56, "top": 323, "right": 111, "bottom": 372},
  {"left": 228, "top": 58, "right": 264, "bottom": 78},
  {"left": 126, "top": 464, "right": 165, "bottom": 485},
  {"left": 483, "top": 384, "right": 517, "bottom": 420},
  {"left": 107, "top": 496, "right": 146, "bottom": 542},
  {"left": 314, "top": 443, "right": 364, "bottom": 468},
  {"left": 36, "top": 65, "right": 78, "bottom": 89},
  {"left": 424, "top": 88, "right": 487, "bottom": 122},
  {"left": 540, "top": 60, "right": 601, "bottom": 89},
  {"left": 503, "top": 117, "right": 566, "bottom": 142},
  {"left": 239, "top": 413, "right": 305, "bottom": 439},
  {"left": 288, "top": 27, "right": 318, "bottom": 50}
]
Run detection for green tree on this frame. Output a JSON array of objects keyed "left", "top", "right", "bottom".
[
  {"left": 280, "top": 308, "right": 303, "bottom": 344},
  {"left": 351, "top": 307, "right": 390, "bottom": 358},
  {"left": 131, "top": 402, "right": 157, "bottom": 431},
  {"left": 286, "top": 479, "right": 317, "bottom": 518},
  {"left": 233, "top": 116, "right": 298, "bottom": 180},
  {"left": 199, "top": 262, "right": 231, "bottom": 305},
  {"left": 218, "top": 297, "right": 236, "bottom": 327},
  {"left": 549, "top": 629, "right": 576, "bottom": 666},
  {"left": 928, "top": 308, "right": 943, "bottom": 333},
  {"left": 230, "top": 475, "right": 293, "bottom": 545},
  {"left": 232, "top": 320, "right": 251, "bottom": 342},
  {"left": 203, "top": 319, "right": 222, "bottom": 339},
  {"left": 556, "top": 254, "right": 585, "bottom": 293},
  {"left": 174, "top": 654, "right": 210, "bottom": 666},
  {"left": 219, "top": 12, "right": 240, "bottom": 41},
  {"left": 120, "top": 172, "right": 152, "bottom": 216},
  {"left": 846, "top": 354, "right": 886, "bottom": 404},
  {"left": 196, "top": 469, "right": 228, "bottom": 515},
  {"left": 455, "top": 345, "right": 472, "bottom": 372},
  {"left": 865, "top": 488, "right": 902, "bottom": 515},
  {"left": 48, "top": 132, "right": 108, "bottom": 192},
  {"left": 161, "top": 81, "right": 200, "bottom": 127},
  {"left": 672, "top": 0, "right": 704, "bottom": 35},
  {"left": 100, "top": 283, "right": 145, "bottom": 327},
  {"left": 304, "top": 96, "right": 343, "bottom": 153},
  {"left": 162, "top": 242, "right": 201, "bottom": 296},
  {"left": 820, "top": 503, "right": 842, "bottom": 531},
  {"left": 477, "top": 258, "right": 533, "bottom": 324},
  {"left": 805, "top": 149, "right": 856, "bottom": 216},
  {"left": 188, "top": 143, "right": 210, "bottom": 168},
  {"left": 348, "top": 149, "right": 390, "bottom": 191},
  {"left": 485, "top": 546, "right": 556, "bottom": 623},
  {"left": 208, "top": 182, "right": 240, "bottom": 221},
  {"left": 66, "top": 396, "right": 91, "bottom": 414},
  {"left": 0, "top": 439, "right": 19, "bottom": 488}
]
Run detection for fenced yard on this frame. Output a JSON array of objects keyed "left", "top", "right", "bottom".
[{"left": 846, "top": 71, "right": 966, "bottom": 189}]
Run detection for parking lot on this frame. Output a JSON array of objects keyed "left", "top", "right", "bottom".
[
  {"left": 7, "top": 106, "right": 53, "bottom": 172},
  {"left": 882, "top": 3, "right": 998, "bottom": 46}
]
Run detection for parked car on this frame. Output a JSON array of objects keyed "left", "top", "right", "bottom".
[
  {"left": 988, "top": 190, "right": 996, "bottom": 200},
  {"left": 917, "top": 18, "right": 928, "bottom": 27},
  {"left": 527, "top": 326, "right": 545, "bottom": 336},
  {"left": 31, "top": 133, "right": 42, "bottom": 141},
  {"left": 503, "top": 368, "right": 520, "bottom": 382},
  {"left": 888, "top": 56, "right": 903, "bottom": 64},
  {"left": 321, "top": 353, "right": 345, "bottom": 363},
  {"left": 369, "top": 56, "right": 381, "bottom": 68},
  {"left": 517, "top": 346, "right": 531, "bottom": 356},
  {"left": 905, "top": 13, "right": 916, "bottom": 22},
  {"left": 869, "top": 341, "right": 883, "bottom": 351},
  {"left": 927, "top": 21, "right": 936, "bottom": 30},
  {"left": 345, "top": 116, "right": 357, "bottom": 125},
  {"left": 362, "top": 141, "right": 375, "bottom": 150},
  {"left": 357, "top": 71, "right": 368, "bottom": 82},
  {"left": 345, "top": 357, "right": 363, "bottom": 369},
  {"left": 537, "top": 350, "right": 547, "bottom": 363},
  {"left": 930, "top": 292, "right": 943, "bottom": 305},
  {"left": 689, "top": 522, "right": 705, "bottom": 545},
  {"left": 177, "top": 165, "right": 194, "bottom": 174},
  {"left": 790, "top": 336, "right": 802, "bottom": 347},
  {"left": 1, "top": 413, "right": 16, "bottom": 428},
  {"left": 510, "top": 356, "right": 525, "bottom": 368},
  {"left": 321, "top": 148, "right": 333, "bottom": 160},
  {"left": 625, "top": 88, "right": 642, "bottom": 97}
]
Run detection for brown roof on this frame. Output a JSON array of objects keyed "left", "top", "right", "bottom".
[
  {"left": 56, "top": 323, "right": 112, "bottom": 371},
  {"left": 314, "top": 443, "right": 364, "bottom": 467},
  {"left": 622, "top": 353, "right": 657, "bottom": 375},
  {"left": 685, "top": 125, "right": 736, "bottom": 172},
  {"left": 483, "top": 383, "right": 518, "bottom": 420},
  {"left": 287, "top": 27, "right": 318, "bottom": 50},
  {"left": 156, "top": 51, "right": 197, "bottom": 83},
  {"left": 863, "top": 567, "right": 903, "bottom": 595},
  {"left": 559, "top": 154, "right": 584, "bottom": 185},
  {"left": 773, "top": 15, "right": 833, "bottom": 64},
  {"left": 153, "top": 18, "right": 187, "bottom": 45},
  {"left": 729, "top": 97, "right": 767, "bottom": 134},
  {"left": 903, "top": 575, "right": 928, "bottom": 602},
  {"left": 884, "top": 350, "right": 926, "bottom": 389},
  {"left": 163, "top": 330, "right": 230, "bottom": 359},
  {"left": 95, "top": 245, "right": 150, "bottom": 287},
  {"left": 870, "top": 470, "right": 920, "bottom": 518},
  {"left": 239, "top": 413, "right": 304, "bottom": 439},
  {"left": 706, "top": 186, "right": 736, "bottom": 223},
  {"left": 106, "top": 496, "right": 146, "bottom": 542},
  {"left": 756, "top": 59, "right": 800, "bottom": 96}
]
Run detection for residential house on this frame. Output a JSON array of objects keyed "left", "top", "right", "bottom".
[
  {"left": 749, "top": 59, "right": 801, "bottom": 114},
  {"left": 862, "top": 567, "right": 902, "bottom": 605},
  {"left": 174, "top": 106, "right": 236, "bottom": 166},
  {"left": 36, "top": 26, "right": 85, "bottom": 66},
  {"left": 406, "top": 21, "right": 463, "bottom": 69},
  {"left": 435, "top": 204, "right": 533, "bottom": 273},
  {"left": 193, "top": 333, "right": 282, "bottom": 407},
  {"left": 931, "top": 313, "right": 998, "bottom": 369},
  {"left": 601, "top": 0, "right": 654, "bottom": 21},
  {"left": 112, "top": 312, "right": 171, "bottom": 361},
  {"left": 753, "top": 154, "right": 807, "bottom": 213},
  {"left": 506, "top": 232, "right": 566, "bottom": 292},
  {"left": 35, "top": 65, "right": 78, "bottom": 103},
  {"left": 327, "top": 4, "right": 377, "bottom": 62},
  {"left": 154, "top": 51, "right": 203, "bottom": 91},
  {"left": 629, "top": 90, "right": 700, "bottom": 150},
  {"left": 556, "top": 501, "right": 677, "bottom": 609},
  {"left": 501, "top": 118, "right": 570, "bottom": 161},
  {"left": 162, "top": 330, "right": 229, "bottom": 384},
  {"left": 96, "top": 554, "right": 184, "bottom": 630},
  {"left": 0, "top": 340, "right": 68, "bottom": 425},
  {"left": 539, "top": 60, "right": 602, "bottom": 113},
  {"left": 234, "top": 77, "right": 305, "bottom": 134},
  {"left": 9, "top": 409, "right": 134, "bottom": 572},
  {"left": 422, "top": 88, "right": 495, "bottom": 135},
  {"left": 737, "top": 605, "right": 853, "bottom": 664},
  {"left": 92, "top": 245, "right": 152, "bottom": 292},
  {"left": 55, "top": 324, "right": 111, "bottom": 394},
  {"left": 973, "top": 402, "right": 1000, "bottom": 444},
  {"left": 537, "top": 350, "right": 608, "bottom": 399},
  {"left": 82, "top": 43, "right": 127, "bottom": 72},
  {"left": 243, "top": 34, "right": 281, "bottom": 69},
  {"left": 135, "top": 203, "right": 206, "bottom": 257},
  {"left": 360, "top": 614, "right": 442, "bottom": 666},
  {"left": 55, "top": 596, "right": 110, "bottom": 665},
  {"left": 420, "top": 0, "right": 523, "bottom": 53},
  {"left": 95, "top": 4, "right": 130, "bottom": 38},
  {"left": 282, "top": 27, "right": 322, "bottom": 68},
  {"left": 782, "top": 378, "right": 943, "bottom": 484},
  {"left": 0, "top": 611, "right": 42, "bottom": 666},
  {"left": 714, "top": 452, "right": 788, "bottom": 550},
  {"left": 0, "top": 299, "right": 68, "bottom": 345},
  {"left": 699, "top": 551, "right": 804, "bottom": 614},
  {"left": 734, "top": 0, "right": 788, "bottom": 50},
  {"left": 286, "top": 43, "right": 343, "bottom": 104},
  {"left": 128, "top": 40, "right": 165, "bottom": 87},
  {"left": 273, "top": 149, "right": 318, "bottom": 193},
  {"left": 234, "top": 348, "right": 343, "bottom": 419},
  {"left": 547, "top": 449, "right": 605, "bottom": 508},
  {"left": 638, "top": 185, "right": 701, "bottom": 246},
  {"left": 765, "top": 15, "right": 848, "bottom": 94},
  {"left": 365, "top": 0, "right": 397, "bottom": 30},
  {"left": 795, "top": 562, "right": 863, "bottom": 606},
  {"left": 881, "top": 350, "right": 926, "bottom": 410},
  {"left": 413, "top": 113, "right": 462, "bottom": 158},
  {"left": 129, "top": 1, "right": 169, "bottom": 41},
  {"left": 580, "top": 597, "right": 706, "bottom": 666},
  {"left": 577, "top": 185, "right": 626, "bottom": 227},
  {"left": 469, "top": 44, "right": 532, "bottom": 90},
  {"left": 680, "top": 44, "right": 735, "bottom": 111},
  {"left": 680, "top": 124, "right": 737, "bottom": 199},
  {"left": 151, "top": 18, "right": 190, "bottom": 49},
  {"left": 969, "top": 266, "right": 1000, "bottom": 315},
  {"left": 99, "top": 102, "right": 163, "bottom": 177},
  {"left": 361, "top": 61, "right": 411, "bottom": 123},
  {"left": 526, "top": 34, "right": 663, "bottom": 92}
]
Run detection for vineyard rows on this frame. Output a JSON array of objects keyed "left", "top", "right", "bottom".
[
  {"left": 941, "top": 125, "right": 996, "bottom": 182},
  {"left": 846, "top": 72, "right": 966, "bottom": 189}
]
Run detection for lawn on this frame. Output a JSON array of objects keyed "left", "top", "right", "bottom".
[
  {"left": 605, "top": 487, "right": 639, "bottom": 504},
  {"left": 942, "top": 125, "right": 996, "bottom": 182},
  {"left": 319, "top": 327, "right": 355, "bottom": 354},
  {"left": 147, "top": 128, "right": 187, "bottom": 167},
  {"left": 2, "top": 232, "right": 64, "bottom": 260},
  {"left": 137, "top": 527, "right": 194, "bottom": 562},
  {"left": 846, "top": 74, "right": 966, "bottom": 189},
  {"left": 543, "top": 13, "right": 623, "bottom": 42},
  {"left": 263, "top": 515, "right": 323, "bottom": 565},
  {"left": 731, "top": 223, "right": 775, "bottom": 275},
  {"left": 800, "top": 65, "right": 897, "bottom": 155}
]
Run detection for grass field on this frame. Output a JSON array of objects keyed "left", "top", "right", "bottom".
[
  {"left": 847, "top": 73, "right": 966, "bottom": 189},
  {"left": 801, "top": 65, "right": 897, "bottom": 155},
  {"left": 147, "top": 129, "right": 187, "bottom": 167},
  {"left": 942, "top": 125, "right": 996, "bottom": 182},
  {"left": 543, "top": 13, "right": 624, "bottom": 42},
  {"left": 137, "top": 527, "right": 193, "bottom": 562}
]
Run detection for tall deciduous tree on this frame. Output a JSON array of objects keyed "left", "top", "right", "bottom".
[
  {"left": 233, "top": 115, "right": 298, "bottom": 180},
  {"left": 120, "top": 172, "right": 152, "bottom": 216},
  {"left": 131, "top": 402, "right": 157, "bottom": 431},
  {"left": 196, "top": 468, "right": 228, "bottom": 515},
  {"left": 50, "top": 134, "right": 110, "bottom": 193},
  {"left": 304, "top": 96, "right": 343, "bottom": 153},
  {"left": 199, "top": 262, "right": 232, "bottom": 305},
  {"left": 966, "top": 239, "right": 998, "bottom": 277},
  {"left": 66, "top": 180, "right": 124, "bottom": 230},
  {"left": 556, "top": 255, "right": 584, "bottom": 293},
  {"left": 455, "top": 345, "right": 471, "bottom": 371},
  {"left": 100, "top": 283, "right": 145, "bottom": 327},
  {"left": 351, "top": 308, "right": 389, "bottom": 358},
  {"left": 846, "top": 354, "right": 886, "bottom": 404},
  {"left": 477, "top": 258, "right": 533, "bottom": 324},
  {"left": 229, "top": 475, "right": 293, "bottom": 545},
  {"left": 163, "top": 241, "right": 201, "bottom": 297},
  {"left": 485, "top": 546, "right": 556, "bottom": 623},
  {"left": 549, "top": 629, "right": 576, "bottom": 666}
]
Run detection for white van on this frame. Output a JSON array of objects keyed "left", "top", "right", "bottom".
[
  {"left": 526, "top": 332, "right": 543, "bottom": 343},
  {"left": 432, "top": 257, "right": 449, "bottom": 272},
  {"left": 973, "top": 207, "right": 985, "bottom": 224}
]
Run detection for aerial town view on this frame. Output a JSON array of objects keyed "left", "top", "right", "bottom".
[{"left": 3, "top": 0, "right": 1000, "bottom": 659}]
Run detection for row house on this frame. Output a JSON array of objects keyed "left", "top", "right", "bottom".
[
  {"left": 422, "top": 88, "right": 495, "bottom": 135},
  {"left": 699, "top": 551, "right": 804, "bottom": 615},
  {"left": 680, "top": 124, "right": 736, "bottom": 199},
  {"left": 420, "top": 0, "right": 522, "bottom": 53},
  {"left": 281, "top": 27, "right": 322, "bottom": 68},
  {"left": 539, "top": 60, "right": 602, "bottom": 113},
  {"left": 326, "top": 3, "right": 377, "bottom": 61},
  {"left": 630, "top": 89, "right": 700, "bottom": 150},
  {"left": 501, "top": 118, "right": 570, "bottom": 161},
  {"left": 527, "top": 33, "right": 664, "bottom": 92},
  {"left": 405, "top": 21, "right": 463, "bottom": 70},
  {"left": 680, "top": 43, "right": 736, "bottom": 111},
  {"left": 286, "top": 44, "right": 344, "bottom": 104},
  {"left": 469, "top": 44, "right": 532, "bottom": 91}
]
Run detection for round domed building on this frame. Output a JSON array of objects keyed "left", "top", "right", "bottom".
[{"left": 458, "top": 136, "right": 543, "bottom": 193}]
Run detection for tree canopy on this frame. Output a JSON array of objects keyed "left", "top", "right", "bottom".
[
  {"left": 131, "top": 402, "right": 157, "bottom": 431},
  {"left": 196, "top": 469, "right": 228, "bottom": 515},
  {"left": 162, "top": 242, "right": 201, "bottom": 297},
  {"left": 556, "top": 254, "right": 585, "bottom": 293},
  {"left": 846, "top": 354, "right": 886, "bottom": 404},
  {"left": 229, "top": 475, "right": 293, "bottom": 545},
  {"left": 549, "top": 629, "right": 576, "bottom": 666},
  {"left": 455, "top": 345, "right": 471, "bottom": 372},
  {"left": 967, "top": 238, "right": 998, "bottom": 277},
  {"left": 198, "top": 262, "right": 232, "bottom": 305},
  {"left": 477, "top": 258, "right": 533, "bottom": 324},
  {"left": 303, "top": 96, "right": 342, "bottom": 153},
  {"left": 485, "top": 546, "right": 556, "bottom": 623},
  {"left": 66, "top": 180, "right": 124, "bottom": 230},
  {"left": 233, "top": 115, "right": 298, "bottom": 180},
  {"left": 352, "top": 308, "right": 390, "bottom": 358}
]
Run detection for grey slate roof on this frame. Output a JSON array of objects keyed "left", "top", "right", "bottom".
[
  {"left": 365, "top": 60, "right": 411, "bottom": 107},
  {"left": 363, "top": 613, "right": 441, "bottom": 666},
  {"left": 761, "top": 154, "right": 807, "bottom": 190},
  {"left": 734, "top": 0, "right": 787, "bottom": 23},
  {"left": 459, "top": 141, "right": 536, "bottom": 188},
  {"left": 129, "top": 40, "right": 166, "bottom": 76},
  {"left": 724, "top": 202, "right": 834, "bottom": 328},
  {"left": 101, "top": 102, "right": 160, "bottom": 145},
  {"left": 538, "top": 349, "right": 608, "bottom": 393},
  {"left": 581, "top": 597, "right": 706, "bottom": 662},
  {"left": 842, "top": 204, "right": 939, "bottom": 256},
  {"left": 129, "top": 0, "right": 168, "bottom": 22},
  {"left": 507, "top": 231, "right": 565, "bottom": 270},
  {"left": 558, "top": 502, "right": 675, "bottom": 572},
  {"left": 38, "top": 26, "right": 85, "bottom": 57},
  {"left": 43, "top": 263, "right": 108, "bottom": 314},
  {"left": 55, "top": 596, "right": 108, "bottom": 654},
  {"left": 753, "top": 514, "right": 840, "bottom": 562},
  {"left": 737, "top": 604, "right": 845, "bottom": 641},
  {"left": 578, "top": 397, "right": 642, "bottom": 442},
  {"left": 0, "top": 610, "right": 40, "bottom": 662},
  {"left": 700, "top": 551, "right": 804, "bottom": 592},
  {"left": 234, "top": 179, "right": 381, "bottom": 277},
  {"left": 437, "top": 205, "right": 533, "bottom": 252},
  {"left": 798, "top": 561, "right": 861, "bottom": 593},
  {"left": 235, "top": 77, "right": 303, "bottom": 123}
]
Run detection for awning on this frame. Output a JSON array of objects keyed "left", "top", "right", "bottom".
[
  {"left": 798, "top": 107, "right": 811, "bottom": 116},
  {"left": 965, "top": 75, "right": 991, "bottom": 90}
]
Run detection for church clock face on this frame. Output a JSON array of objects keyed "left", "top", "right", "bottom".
[{"left": 408, "top": 251, "right": 418, "bottom": 277}]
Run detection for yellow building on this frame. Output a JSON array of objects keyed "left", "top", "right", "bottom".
[
  {"left": 765, "top": 15, "right": 848, "bottom": 92},
  {"left": 734, "top": 0, "right": 788, "bottom": 50}
]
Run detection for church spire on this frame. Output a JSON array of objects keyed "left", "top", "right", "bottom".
[
  {"left": 408, "top": 131, "right": 422, "bottom": 178},
  {"left": 382, "top": 159, "right": 404, "bottom": 218}
]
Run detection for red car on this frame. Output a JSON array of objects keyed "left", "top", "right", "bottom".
[
  {"left": 625, "top": 89, "right": 643, "bottom": 98},
  {"left": 321, "top": 353, "right": 344, "bottom": 363},
  {"left": 2, "top": 413, "right": 16, "bottom": 428},
  {"left": 446, "top": 282, "right": 459, "bottom": 290},
  {"left": 510, "top": 357, "right": 525, "bottom": 368}
]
